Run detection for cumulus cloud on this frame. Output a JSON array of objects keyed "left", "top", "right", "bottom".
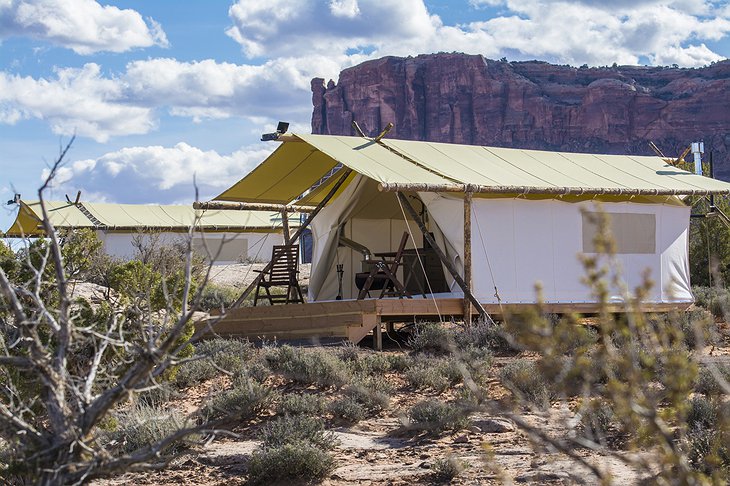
[
  {"left": 0, "top": 56, "right": 331, "bottom": 141},
  {"left": 44, "top": 143, "right": 275, "bottom": 204},
  {"left": 0, "top": 0, "right": 168, "bottom": 54},
  {"left": 228, "top": 0, "right": 730, "bottom": 67}
]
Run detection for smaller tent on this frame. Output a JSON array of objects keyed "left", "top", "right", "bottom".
[{"left": 5, "top": 200, "right": 295, "bottom": 264}]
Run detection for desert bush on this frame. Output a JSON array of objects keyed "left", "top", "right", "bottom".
[
  {"left": 174, "top": 357, "right": 218, "bottom": 389},
  {"left": 329, "top": 396, "right": 367, "bottom": 423},
  {"left": 199, "top": 283, "right": 239, "bottom": 312},
  {"left": 577, "top": 398, "right": 626, "bottom": 446},
  {"left": 693, "top": 286, "right": 730, "bottom": 319},
  {"left": 695, "top": 365, "right": 730, "bottom": 396},
  {"left": 408, "top": 322, "right": 452, "bottom": 354},
  {"left": 346, "top": 351, "right": 393, "bottom": 376},
  {"left": 114, "top": 405, "right": 187, "bottom": 454},
  {"left": 686, "top": 396, "right": 719, "bottom": 430},
  {"left": 199, "top": 338, "right": 257, "bottom": 373},
  {"left": 247, "top": 441, "right": 335, "bottom": 485},
  {"left": 259, "top": 415, "right": 337, "bottom": 450},
  {"left": 277, "top": 393, "right": 327, "bottom": 416},
  {"left": 453, "top": 318, "right": 516, "bottom": 354},
  {"left": 343, "top": 384, "right": 390, "bottom": 414},
  {"left": 202, "top": 377, "right": 273, "bottom": 422},
  {"left": 432, "top": 454, "right": 469, "bottom": 481},
  {"left": 405, "top": 358, "right": 462, "bottom": 393},
  {"left": 407, "top": 399, "right": 470, "bottom": 435},
  {"left": 676, "top": 309, "right": 716, "bottom": 350},
  {"left": 137, "top": 382, "right": 177, "bottom": 407},
  {"left": 386, "top": 353, "right": 414, "bottom": 371},
  {"left": 683, "top": 426, "right": 730, "bottom": 476},
  {"left": 266, "top": 345, "right": 351, "bottom": 388},
  {"left": 499, "top": 359, "right": 554, "bottom": 408}
]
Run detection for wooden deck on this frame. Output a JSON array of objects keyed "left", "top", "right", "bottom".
[{"left": 194, "top": 298, "right": 691, "bottom": 349}]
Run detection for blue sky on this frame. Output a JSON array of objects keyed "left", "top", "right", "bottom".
[{"left": 1, "top": 0, "right": 730, "bottom": 231}]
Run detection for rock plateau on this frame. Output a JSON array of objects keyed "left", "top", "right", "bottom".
[{"left": 311, "top": 54, "right": 730, "bottom": 178}]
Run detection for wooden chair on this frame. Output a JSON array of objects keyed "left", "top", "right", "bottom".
[
  {"left": 357, "top": 232, "right": 412, "bottom": 300},
  {"left": 254, "top": 245, "right": 304, "bottom": 305}
]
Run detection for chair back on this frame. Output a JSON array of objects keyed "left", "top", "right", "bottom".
[{"left": 267, "top": 245, "right": 299, "bottom": 284}]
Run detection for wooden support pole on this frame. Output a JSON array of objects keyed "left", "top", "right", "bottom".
[
  {"left": 232, "top": 169, "right": 353, "bottom": 308},
  {"left": 379, "top": 182, "right": 730, "bottom": 197},
  {"left": 463, "top": 191, "right": 473, "bottom": 326},
  {"left": 193, "top": 201, "right": 315, "bottom": 213},
  {"left": 396, "top": 192, "right": 490, "bottom": 322},
  {"left": 280, "top": 210, "right": 291, "bottom": 245}
]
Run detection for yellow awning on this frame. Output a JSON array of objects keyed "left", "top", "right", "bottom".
[
  {"left": 201, "top": 133, "right": 730, "bottom": 205},
  {"left": 4, "top": 201, "right": 291, "bottom": 237},
  {"left": 5, "top": 201, "right": 94, "bottom": 237}
]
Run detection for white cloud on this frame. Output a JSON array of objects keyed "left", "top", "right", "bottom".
[
  {"left": 0, "top": 56, "right": 332, "bottom": 141},
  {"left": 0, "top": 0, "right": 168, "bottom": 54},
  {"left": 44, "top": 143, "right": 276, "bottom": 204},
  {"left": 228, "top": 0, "right": 730, "bottom": 67}
]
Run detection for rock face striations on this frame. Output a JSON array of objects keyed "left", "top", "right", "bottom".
[{"left": 311, "top": 54, "right": 730, "bottom": 178}]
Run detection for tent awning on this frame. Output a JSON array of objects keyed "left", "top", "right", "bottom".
[
  {"left": 213, "top": 133, "right": 730, "bottom": 204},
  {"left": 4, "top": 201, "right": 291, "bottom": 237}
]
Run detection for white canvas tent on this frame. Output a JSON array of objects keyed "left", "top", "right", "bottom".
[
  {"left": 4, "top": 200, "right": 294, "bottom": 264},
  {"left": 212, "top": 133, "right": 730, "bottom": 309}
]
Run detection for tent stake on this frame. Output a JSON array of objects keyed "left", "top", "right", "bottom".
[
  {"left": 396, "top": 192, "right": 490, "bottom": 322},
  {"left": 232, "top": 169, "right": 353, "bottom": 308},
  {"left": 463, "top": 191, "right": 473, "bottom": 326}
]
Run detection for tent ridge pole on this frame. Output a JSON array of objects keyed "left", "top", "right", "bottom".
[
  {"left": 231, "top": 169, "right": 353, "bottom": 308},
  {"left": 396, "top": 191, "right": 490, "bottom": 322},
  {"left": 193, "top": 201, "right": 316, "bottom": 213}
]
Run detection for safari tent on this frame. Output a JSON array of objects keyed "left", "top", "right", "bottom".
[
  {"left": 5, "top": 200, "right": 293, "bottom": 264},
  {"left": 196, "top": 132, "right": 730, "bottom": 345}
]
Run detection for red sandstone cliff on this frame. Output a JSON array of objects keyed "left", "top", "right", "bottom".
[{"left": 311, "top": 54, "right": 730, "bottom": 178}]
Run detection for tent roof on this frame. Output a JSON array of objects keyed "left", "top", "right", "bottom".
[
  {"left": 215, "top": 134, "right": 730, "bottom": 204},
  {"left": 4, "top": 200, "right": 289, "bottom": 237}
]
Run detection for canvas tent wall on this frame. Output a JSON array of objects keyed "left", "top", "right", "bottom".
[
  {"left": 211, "top": 133, "right": 730, "bottom": 306},
  {"left": 5, "top": 200, "right": 293, "bottom": 264}
]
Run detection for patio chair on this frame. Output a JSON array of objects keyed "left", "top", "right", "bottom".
[
  {"left": 357, "top": 232, "right": 412, "bottom": 300},
  {"left": 254, "top": 244, "right": 305, "bottom": 305}
]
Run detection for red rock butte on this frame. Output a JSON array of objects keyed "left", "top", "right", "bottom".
[{"left": 311, "top": 53, "right": 730, "bottom": 179}]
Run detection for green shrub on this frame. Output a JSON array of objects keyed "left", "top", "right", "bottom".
[
  {"left": 694, "top": 365, "right": 730, "bottom": 396},
  {"left": 432, "top": 454, "right": 469, "bottom": 481},
  {"left": 405, "top": 358, "right": 462, "bottom": 393},
  {"left": 408, "top": 322, "right": 452, "bottom": 354},
  {"left": 343, "top": 384, "right": 389, "bottom": 414},
  {"left": 407, "top": 399, "right": 470, "bottom": 435},
  {"left": 259, "top": 415, "right": 337, "bottom": 450},
  {"left": 687, "top": 396, "right": 719, "bottom": 430},
  {"left": 199, "top": 284, "right": 239, "bottom": 312},
  {"left": 578, "top": 399, "right": 624, "bottom": 446},
  {"left": 499, "top": 359, "right": 554, "bottom": 408},
  {"left": 137, "top": 382, "right": 177, "bottom": 407},
  {"left": 683, "top": 426, "right": 730, "bottom": 476},
  {"left": 277, "top": 393, "right": 327, "bottom": 416},
  {"left": 346, "top": 351, "right": 392, "bottom": 376},
  {"left": 174, "top": 357, "right": 217, "bottom": 389},
  {"left": 247, "top": 441, "right": 335, "bottom": 485},
  {"left": 266, "top": 345, "right": 350, "bottom": 388},
  {"left": 677, "top": 309, "right": 716, "bottom": 350},
  {"left": 453, "top": 319, "right": 516, "bottom": 353},
  {"left": 202, "top": 378, "right": 272, "bottom": 422},
  {"left": 386, "top": 353, "right": 413, "bottom": 372},
  {"left": 115, "top": 405, "right": 186, "bottom": 454},
  {"left": 329, "top": 397, "right": 366, "bottom": 423},
  {"left": 693, "top": 286, "right": 730, "bottom": 319}
]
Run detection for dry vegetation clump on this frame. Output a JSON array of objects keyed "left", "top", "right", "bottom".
[
  {"left": 695, "top": 365, "right": 730, "bottom": 396},
  {"left": 432, "top": 454, "right": 470, "bottom": 481},
  {"left": 407, "top": 399, "right": 471, "bottom": 435},
  {"left": 202, "top": 376, "right": 274, "bottom": 422},
  {"left": 499, "top": 359, "right": 555, "bottom": 408},
  {"left": 112, "top": 405, "right": 188, "bottom": 454},
  {"left": 277, "top": 393, "right": 328, "bottom": 416},
  {"left": 247, "top": 441, "right": 336, "bottom": 485},
  {"left": 265, "top": 344, "right": 351, "bottom": 388}
]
